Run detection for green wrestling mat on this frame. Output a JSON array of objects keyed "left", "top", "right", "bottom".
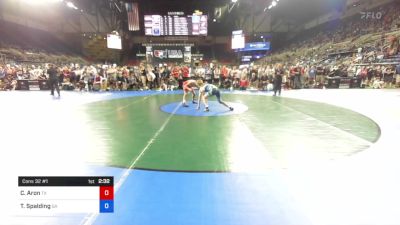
[{"left": 82, "top": 94, "right": 380, "bottom": 172}]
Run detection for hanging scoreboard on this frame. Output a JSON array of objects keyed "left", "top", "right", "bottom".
[{"left": 144, "top": 14, "right": 208, "bottom": 36}]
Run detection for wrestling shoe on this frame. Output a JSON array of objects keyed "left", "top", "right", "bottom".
[
  {"left": 192, "top": 101, "right": 197, "bottom": 104},
  {"left": 182, "top": 103, "right": 189, "bottom": 107},
  {"left": 204, "top": 107, "right": 209, "bottom": 112},
  {"left": 229, "top": 107, "right": 234, "bottom": 111}
]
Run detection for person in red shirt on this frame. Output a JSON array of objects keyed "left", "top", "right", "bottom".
[
  {"left": 221, "top": 66, "right": 228, "bottom": 76},
  {"left": 289, "top": 67, "right": 295, "bottom": 89},
  {"left": 63, "top": 67, "right": 70, "bottom": 76},
  {"left": 239, "top": 77, "right": 249, "bottom": 90},
  {"left": 172, "top": 66, "right": 180, "bottom": 79},
  {"left": 221, "top": 66, "right": 228, "bottom": 83},
  {"left": 182, "top": 65, "right": 190, "bottom": 78}
]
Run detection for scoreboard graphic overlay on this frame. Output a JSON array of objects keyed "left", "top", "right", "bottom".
[{"left": 17, "top": 177, "right": 114, "bottom": 214}]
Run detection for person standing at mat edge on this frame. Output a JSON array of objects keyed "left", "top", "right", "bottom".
[
  {"left": 273, "top": 64, "right": 283, "bottom": 96},
  {"left": 196, "top": 80, "right": 233, "bottom": 112},
  {"left": 47, "top": 64, "right": 60, "bottom": 97}
]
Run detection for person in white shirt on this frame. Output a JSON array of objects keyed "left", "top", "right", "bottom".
[{"left": 372, "top": 77, "right": 384, "bottom": 89}]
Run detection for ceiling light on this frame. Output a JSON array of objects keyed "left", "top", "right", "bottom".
[
  {"left": 22, "top": 0, "right": 62, "bottom": 5},
  {"left": 66, "top": 1, "right": 78, "bottom": 10}
]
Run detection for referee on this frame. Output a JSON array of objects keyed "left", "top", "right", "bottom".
[{"left": 47, "top": 64, "right": 60, "bottom": 97}]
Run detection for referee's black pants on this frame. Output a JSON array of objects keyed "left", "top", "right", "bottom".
[{"left": 49, "top": 79, "right": 60, "bottom": 96}]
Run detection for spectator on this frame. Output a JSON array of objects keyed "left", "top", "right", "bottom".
[
  {"left": 239, "top": 76, "right": 249, "bottom": 90},
  {"left": 273, "top": 64, "right": 284, "bottom": 96},
  {"left": 47, "top": 64, "right": 60, "bottom": 97}
]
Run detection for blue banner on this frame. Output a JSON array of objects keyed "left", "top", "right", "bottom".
[{"left": 238, "top": 42, "right": 270, "bottom": 51}]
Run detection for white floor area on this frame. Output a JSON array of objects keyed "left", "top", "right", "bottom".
[
  {"left": 282, "top": 89, "right": 400, "bottom": 225},
  {"left": 0, "top": 89, "right": 399, "bottom": 225}
]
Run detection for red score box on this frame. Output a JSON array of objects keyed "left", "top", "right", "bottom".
[{"left": 99, "top": 186, "right": 114, "bottom": 200}]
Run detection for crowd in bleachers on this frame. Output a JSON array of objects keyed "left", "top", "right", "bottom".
[
  {"left": 1, "top": 60, "right": 400, "bottom": 92},
  {"left": 279, "top": 1, "right": 400, "bottom": 57},
  {"left": 254, "top": 1, "right": 400, "bottom": 90},
  {"left": 1, "top": 1, "right": 400, "bottom": 92},
  {"left": 0, "top": 62, "right": 188, "bottom": 91}
]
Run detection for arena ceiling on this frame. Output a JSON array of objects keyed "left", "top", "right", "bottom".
[
  {"left": 55, "top": 0, "right": 348, "bottom": 34},
  {"left": 72, "top": 0, "right": 228, "bottom": 16},
  {"left": 269, "top": 0, "right": 347, "bottom": 24}
]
